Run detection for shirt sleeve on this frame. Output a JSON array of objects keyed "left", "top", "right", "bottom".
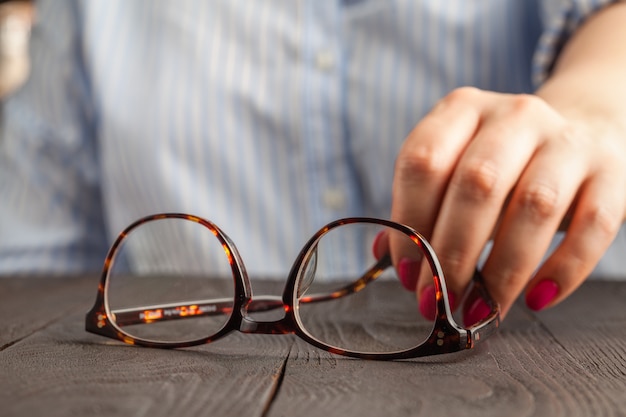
[
  {"left": 532, "top": 0, "right": 621, "bottom": 86},
  {"left": 0, "top": 0, "right": 107, "bottom": 274}
]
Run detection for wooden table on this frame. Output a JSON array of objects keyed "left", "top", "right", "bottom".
[{"left": 1, "top": 275, "right": 625, "bottom": 417}]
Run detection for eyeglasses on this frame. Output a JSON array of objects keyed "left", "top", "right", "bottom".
[{"left": 85, "top": 214, "right": 499, "bottom": 360}]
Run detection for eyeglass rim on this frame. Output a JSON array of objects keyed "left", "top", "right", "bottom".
[
  {"left": 285, "top": 217, "right": 498, "bottom": 359},
  {"left": 85, "top": 213, "right": 500, "bottom": 359}
]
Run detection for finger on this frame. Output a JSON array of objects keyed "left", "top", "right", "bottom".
[
  {"left": 391, "top": 87, "right": 484, "bottom": 240},
  {"left": 372, "top": 230, "right": 389, "bottom": 261},
  {"left": 480, "top": 139, "right": 587, "bottom": 317},
  {"left": 525, "top": 172, "right": 625, "bottom": 311},
  {"left": 371, "top": 228, "right": 431, "bottom": 296},
  {"left": 416, "top": 97, "right": 545, "bottom": 303},
  {"left": 390, "top": 88, "right": 485, "bottom": 292}
]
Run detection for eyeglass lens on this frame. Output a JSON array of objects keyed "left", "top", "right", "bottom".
[
  {"left": 294, "top": 222, "right": 434, "bottom": 353},
  {"left": 106, "top": 217, "right": 236, "bottom": 343}
]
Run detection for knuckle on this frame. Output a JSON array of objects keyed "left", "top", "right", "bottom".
[
  {"left": 396, "top": 144, "right": 448, "bottom": 181},
  {"left": 516, "top": 183, "right": 560, "bottom": 222},
  {"left": 438, "top": 251, "right": 464, "bottom": 272},
  {"left": 441, "top": 86, "right": 482, "bottom": 107},
  {"left": 497, "top": 267, "right": 528, "bottom": 289},
  {"left": 436, "top": 248, "right": 473, "bottom": 282},
  {"left": 484, "top": 259, "right": 535, "bottom": 301},
  {"left": 563, "top": 248, "right": 589, "bottom": 275},
  {"left": 452, "top": 159, "right": 501, "bottom": 201},
  {"left": 492, "top": 268, "right": 530, "bottom": 300},
  {"left": 554, "top": 123, "right": 587, "bottom": 149},
  {"left": 581, "top": 204, "right": 621, "bottom": 238},
  {"left": 508, "top": 94, "right": 545, "bottom": 117}
]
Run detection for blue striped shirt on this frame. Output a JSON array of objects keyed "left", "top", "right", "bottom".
[{"left": 1, "top": 0, "right": 625, "bottom": 278}]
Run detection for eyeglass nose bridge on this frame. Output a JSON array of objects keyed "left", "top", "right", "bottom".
[
  {"left": 239, "top": 316, "right": 298, "bottom": 335},
  {"left": 237, "top": 295, "right": 298, "bottom": 335}
]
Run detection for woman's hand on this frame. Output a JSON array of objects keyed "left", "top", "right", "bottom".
[{"left": 390, "top": 86, "right": 626, "bottom": 322}]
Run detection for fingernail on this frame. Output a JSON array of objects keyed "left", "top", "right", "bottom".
[
  {"left": 464, "top": 297, "right": 491, "bottom": 327},
  {"left": 526, "top": 280, "right": 559, "bottom": 311},
  {"left": 419, "top": 285, "right": 457, "bottom": 321},
  {"left": 398, "top": 258, "right": 420, "bottom": 291},
  {"left": 372, "top": 231, "right": 385, "bottom": 260}
]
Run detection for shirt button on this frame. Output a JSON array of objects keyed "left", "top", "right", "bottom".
[
  {"left": 315, "top": 50, "right": 334, "bottom": 71},
  {"left": 322, "top": 188, "right": 346, "bottom": 210}
]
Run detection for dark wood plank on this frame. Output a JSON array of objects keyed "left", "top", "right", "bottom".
[
  {"left": 267, "top": 281, "right": 626, "bottom": 417},
  {"left": 0, "top": 309, "right": 293, "bottom": 417},
  {"left": 530, "top": 281, "right": 626, "bottom": 413},
  {"left": 0, "top": 275, "right": 97, "bottom": 349},
  {"left": 2, "top": 277, "right": 625, "bottom": 417},
  {"left": 0, "top": 277, "right": 293, "bottom": 417}
]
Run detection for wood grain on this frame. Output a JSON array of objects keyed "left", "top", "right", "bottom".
[
  {"left": 1, "top": 277, "right": 625, "bottom": 417},
  {"left": 267, "top": 282, "right": 626, "bottom": 417},
  {"left": 0, "top": 276, "right": 292, "bottom": 417},
  {"left": 0, "top": 275, "right": 96, "bottom": 349},
  {"left": 0, "top": 309, "right": 293, "bottom": 417}
]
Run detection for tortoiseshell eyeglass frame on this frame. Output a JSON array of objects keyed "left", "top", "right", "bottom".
[{"left": 85, "top": 214, "right": 500, "bottom": 360}]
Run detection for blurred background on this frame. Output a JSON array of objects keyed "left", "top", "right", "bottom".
[{"left": 0, "top": 0, "right": 33, "bottom": 98}]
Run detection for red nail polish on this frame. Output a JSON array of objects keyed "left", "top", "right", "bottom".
[
  {"left": 371, "top": 231, "right": 385, "bottom": 260},
  {"left": 464, "top": 297, "right": 491, "bottom": 327},
  {"left": 447, "top": 290, "right": 457, "bottom": 312},
  {"left": 398, "top": 258, "right": 420, "bottom": 292},
  {"left": 526, "top": 280, "right": 559, "bottom": 311},
  {"left": 419, "top": 286, "right": 457, "bottom": 321},
  {"left": 419, "top": 285, "right": 437, "bottom": 320}
]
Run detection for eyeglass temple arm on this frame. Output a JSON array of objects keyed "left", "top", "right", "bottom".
[
  {"left": 110, "top": 298, "right": 236, "bottom": 327},
  {"left": 109, "top": 255, "right": 392, "bottom": 327},
  {"left": 298, "top": 254, "right": 391, "bottom": 303}
]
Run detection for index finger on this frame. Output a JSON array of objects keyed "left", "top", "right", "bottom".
[{"left": 389, "top": 88, "right": 484, "bottom": 293}]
